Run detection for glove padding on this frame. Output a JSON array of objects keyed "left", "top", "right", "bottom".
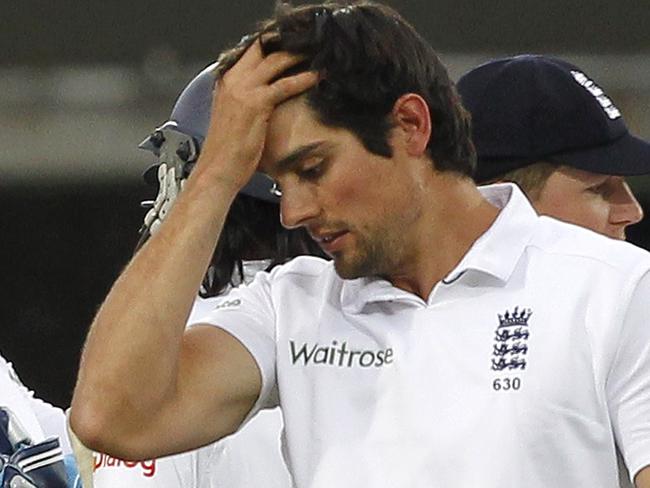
[
  {"left": 142, "top": 162, "right": 184, "bottom": 237},
  {"left": 0, "top": 409, "right": 31, "bottom": 457},
  {"left": 1, "top": 438, "right": 73, "bottom": 488}
]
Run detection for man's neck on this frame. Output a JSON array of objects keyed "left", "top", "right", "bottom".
[{"left": 388, "top": 179, "right": 499, "bottom": 299}]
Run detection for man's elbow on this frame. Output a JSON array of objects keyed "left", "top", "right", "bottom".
[
  {"left": 635, "top": 465, "right": 650, "bottom": 488},
  {"left": 68, "top": 403, "right": 116, "bottom": 453},
  {"left": 68, "top": 402, "right": 149, "bottom": 460},
  {"left": 68, "top": 403, "right": 109, "bottom": 452}
]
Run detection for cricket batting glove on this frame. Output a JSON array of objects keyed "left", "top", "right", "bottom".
[
  {"left": 135, "top": 62, "right": 280, "bottom": 251},
  {"left": 1, "top": 438, "right": 77, "bottom": 488},
  {"left": 136, "top": 123, "right": 199, "bottom": 249},
  {"left": 0, "top": 409, "right": 31, "bottom": 457}
]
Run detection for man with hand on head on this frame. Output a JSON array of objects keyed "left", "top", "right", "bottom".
[
  {"left": 71, "top": 3, "right": 650, "bottom": 487},
  {"left": 457, "top": 54, "right": 650, "bottom": 487}
]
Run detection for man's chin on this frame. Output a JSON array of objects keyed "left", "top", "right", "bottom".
[{"left": 332, "top": 255, "right": 371, "bottom": 280}]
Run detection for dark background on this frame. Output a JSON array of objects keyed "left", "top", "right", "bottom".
[
  {"left": 3, "top": 0, "right": 650, "bottom": 66},
  {"left": 1, "top": 0, "right": 650, "bottom": 407}
]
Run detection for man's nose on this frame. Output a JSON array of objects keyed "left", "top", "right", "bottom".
[
  {"left": 279, "top": 184, "right": 320, "bottom": 229},
  {"left": 610, "top": 179, "right": 644, "bottom": 227}
]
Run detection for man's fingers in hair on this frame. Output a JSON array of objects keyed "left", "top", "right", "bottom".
[
  {"left": 268, "top": 71, "right": 319, "bottom": 104},
  {"left": 252, "top": 51, "right": 309, "bottom": 85},
  {"left": 226, "top": 42, "right": 308, "bottom": 90},
  {"left": 230, "top": 38, "right": 264, "bottom": 71}
]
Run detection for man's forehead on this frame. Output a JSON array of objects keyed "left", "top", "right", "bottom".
[
  {"left": 261, "top": 99, "right": 327, "bottom": 174},
  {"left": 262, "top": 142, "right": 337, "bottom": 181}
]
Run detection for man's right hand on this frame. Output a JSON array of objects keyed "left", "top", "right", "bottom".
[{"left": 194, "top": 40, "right": 318, "bottom": 193}]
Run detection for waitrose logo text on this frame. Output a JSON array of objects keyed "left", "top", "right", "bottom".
[{"left": 289, "top": 340, "right": 394, "bottom": 368}]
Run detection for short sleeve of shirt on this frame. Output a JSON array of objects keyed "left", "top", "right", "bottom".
[
  {"left": 188, "top": 271, "right": 278, "bottom": 414},
  {"left": 607, "top": 270, "right": 650, "bottom": 481}
]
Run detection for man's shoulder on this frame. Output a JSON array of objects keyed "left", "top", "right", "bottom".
[
  {"left": 269, "top": 256, "right": 334, "bottom": 280},
  {"left": 531, "top": 216, "right": 650, "bottom": 274},
  {"left": 261, "top": 256, "right": 341, "bottom": 300}
]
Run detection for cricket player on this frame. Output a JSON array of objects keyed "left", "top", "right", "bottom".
[
  {"left": 457, "top": 54, "right": 647, "bottom": 240},
  {"left": 457, "top": 54, "right": 650, "bottom": 487},
  {"left": 71, "top": 3, "right": 650, "bottom": 487}
]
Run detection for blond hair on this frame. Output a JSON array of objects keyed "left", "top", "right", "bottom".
[{"left": 484, "top": 161, "right": 557, "bottom": 201}]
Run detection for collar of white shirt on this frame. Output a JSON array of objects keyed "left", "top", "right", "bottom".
[{"left": 340, "top": 183, "right": 538, "bottom": 312}]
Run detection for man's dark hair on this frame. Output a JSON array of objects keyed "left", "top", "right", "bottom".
[
  {"left": 202, "top": 193, "right": 325, "bottom": 297},
  {"left": 136, "top": 193, "right": 325, "bottom": 297},
  {"left": 216, "top": 1, "right": 475, "bottom": 176}
]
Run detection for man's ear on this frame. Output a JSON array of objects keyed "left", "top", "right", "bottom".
[{"left": 392, "top": 93, "right": 432, "bottom": 157}]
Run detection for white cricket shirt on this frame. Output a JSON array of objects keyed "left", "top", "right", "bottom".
[
  {"left": 93, "top": 261, "right": 292, "bottom": 488},
  {"left": 195, "top": 183, "right": 650, "bottom": 488},
  {"left": 0, "top": 354, "right": 71, "bottom": 454},
  {"left": 92, "top": 408, "right": 290, "bottom": 488}
]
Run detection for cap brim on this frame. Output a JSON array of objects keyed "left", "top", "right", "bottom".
[{"left": 549, "top": 132, "right": 650, "bottom": 176}]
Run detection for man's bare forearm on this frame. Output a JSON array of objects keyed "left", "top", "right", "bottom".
[
  {"left": 70, "top": 169, "right": 239, "bottom": 451},
  {"left": 636, "top": 466, "right": 650, "bottom": 488}
]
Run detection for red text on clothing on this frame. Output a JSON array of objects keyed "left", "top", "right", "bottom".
[{"left": 93, "top": 453, "right": 157, "bottom": 478}]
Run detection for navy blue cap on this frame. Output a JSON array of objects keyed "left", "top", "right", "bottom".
[
  {"left": 457, "top": 55, "right": 650, "bottom": 183},
  {"left": 141, "top": 63, "right": 279, "bottom": 203}
]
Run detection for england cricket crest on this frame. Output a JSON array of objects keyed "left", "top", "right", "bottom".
[{"left": 491, "top": 306, "right": 532, "bottom": 372}]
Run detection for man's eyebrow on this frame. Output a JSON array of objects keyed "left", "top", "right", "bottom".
[{"left": 273, "top": 141, "right": 329, "bottom": 174}]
